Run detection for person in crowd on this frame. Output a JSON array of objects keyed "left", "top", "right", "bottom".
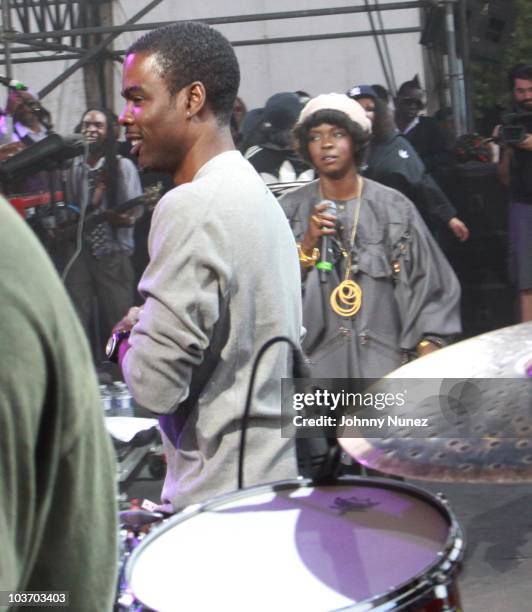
[
  {"left": 0, "top": 197, "right": 117, "bottom": 611},
  {"left": 494, "top": 63, "right": 532, "bottom": 322},
  {"left": 237, "top": 106, "right": 265, "bottom": 153},
  {"left": 61, "top": 107, "right": 143, "bottom": 356},
  {"left": 0, "top": 88, "right": 51, "bottom": 146},
  {"left": 232, "top": 95, "right": 247, "bottom": 129},
  {"left": 0, "top": 88, "right": 62, "bottom": 261},
  {"left": 279, "top": 93, "right": 461, "bottom": 379},
  {"left": 395, "top": 78, "right": 464, "bottom": 227},
  {"left": 294, "top": 90, "right": 312, "bottom": 105},
  {"left": 245, "top": 91, "right": 314, "bottom": 187},
  {"left": 371, "top": 83, "right": 392, "bottom": 107},
  {"left": 394, "top": 76, "right": 454, "bottom": 174},
  {"left": 348, "top": 84, "right": 469, "bottom": 242},
  {"left": 230, "top": 96, "right": 247, "bottom": 147},
  {"left": 112, "top": 22, "right": 302, "bottom": 512}
]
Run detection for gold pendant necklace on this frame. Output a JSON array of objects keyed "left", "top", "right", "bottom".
[
  {"left": 321, "top": 179, "right": 364, "bottom": 318},
  {"left": 330, "top": 274, "right": 363, "bottom": 317}
]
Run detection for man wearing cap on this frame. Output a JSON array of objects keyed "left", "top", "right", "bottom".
[
  {"left": 245, "top": 91, "right": 314, "bottom": 189},
  {"left": 280, "top": 93, "right": 461, "bottom": 379},
  {"left": 347, "top": 84, "right": 469, "bottom": 242}
]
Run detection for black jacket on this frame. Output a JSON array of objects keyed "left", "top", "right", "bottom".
[{"left": 364, "top": 133, "right": 456, "bottom": 228}]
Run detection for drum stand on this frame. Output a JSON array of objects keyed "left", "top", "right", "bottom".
[
  {"left": 102, "top": 382, "right": 165, "bottom": 492},
  {"left": 116, "top": 510, "right": 164, "bottom": 611},
  {"left": 112, "top": 426, "right": 164, "bottom": 492}
]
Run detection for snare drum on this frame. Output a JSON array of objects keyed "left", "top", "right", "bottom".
[{"left": 127, "top": 478, "right": 464, "bottom": 611}]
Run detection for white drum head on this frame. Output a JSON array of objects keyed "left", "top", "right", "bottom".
[{"left": 127, "top": 479, "right": 458, "bottom": 611}]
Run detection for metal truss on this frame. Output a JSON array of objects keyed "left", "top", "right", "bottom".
[
  {"left": 0, "top": 1, "right": 427, "bottom": 99},
  {"left": 0, "top": 0, "right": 165, "bottom": 98},
  {"left": 2, "top": 0, "right": 102, "bottom": 56}
]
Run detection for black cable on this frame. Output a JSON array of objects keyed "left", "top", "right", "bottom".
[
  {"left": 237, "top": 335, "right": 301, "bottom": 490},
  {"left": 60, "top": 140, "right": 89, "bottom": 283}
]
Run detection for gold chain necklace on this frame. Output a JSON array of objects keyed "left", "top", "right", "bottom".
[{"left": 320, "top": 179, "right": 364, "bottom": 317}]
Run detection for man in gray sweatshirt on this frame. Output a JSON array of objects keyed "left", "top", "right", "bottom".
[{"left": 111, "top": 22, "right": 302, "bottom": 512}]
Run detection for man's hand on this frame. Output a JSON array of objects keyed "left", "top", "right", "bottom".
[
  {"left": 493, "top": 124, "right": 532, "bottom": 151},
  {"left": 110, "top": 306, "right": 143, "bottom": 367},
  {"left": 516, "top": 132, "right": 532, "bottom": 151},
  {"left": 0, "top": 141, "right": 24, "bottom": 161},
  {"left": 91, "top": 181, "right": 106, "bottom": 208},
  {"left": 105, "top": 210, "right": 136, "bottom": 227},
  {"left": 448, "top": 217, "right": 470, "bottom": 242}
]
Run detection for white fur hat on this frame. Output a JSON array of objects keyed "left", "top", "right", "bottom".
[{"left": 297, "top": 93, "right": 372, "bottom": 134}]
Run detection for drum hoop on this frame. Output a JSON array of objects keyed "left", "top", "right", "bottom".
[{"left": 126, "top": 476, "right": 465, "bottom": 610}]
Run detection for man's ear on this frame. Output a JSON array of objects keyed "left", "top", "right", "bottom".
[{"left": 184, "top": 81, "right": 207, "bottom": 118}]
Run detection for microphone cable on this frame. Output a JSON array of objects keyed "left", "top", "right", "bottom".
[
  {"left": 61, "top": 139, "right": 90, "bottom": 283},
  {"left": 237, "top": 335, "right": 303, "bottom": 490}
]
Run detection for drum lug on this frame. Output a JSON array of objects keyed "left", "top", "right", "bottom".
[
  {"left": 434, "top": 574, "right": 456, "bottom": 611},
  {"left": 436, "top": 491, "right": 449, "bottom": 504}
]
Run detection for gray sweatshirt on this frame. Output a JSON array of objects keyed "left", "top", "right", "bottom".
[{"left": 123, "top": 151, "right": 302, "bottom": 511}]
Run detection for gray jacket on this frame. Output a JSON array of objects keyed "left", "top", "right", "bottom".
[{"left": 280, "top": 178, "right": 461, "bottom": 378}]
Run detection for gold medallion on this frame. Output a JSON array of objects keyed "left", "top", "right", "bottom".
[{"left": 330, "top": 279, "right": 362, "bottom": 317}]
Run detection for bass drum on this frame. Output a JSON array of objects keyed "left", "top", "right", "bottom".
[{"left": 126, "top": 477, "right": 464, "bottom": 611}]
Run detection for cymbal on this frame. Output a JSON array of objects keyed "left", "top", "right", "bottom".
[
  {"left": 383, "top": 321, "right": 532, "bottom": 379},
  {"left": 338, "top": 323, "right": 532, "bottom": 483}
]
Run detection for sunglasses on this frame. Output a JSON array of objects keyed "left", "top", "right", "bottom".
[{"left": 398, "top": 97, "right": 425, "bottom": 109}]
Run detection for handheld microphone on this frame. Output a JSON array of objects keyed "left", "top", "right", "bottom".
[
  {"left": 0, "top": 76, "right": 28, "bottom": 91},
  {"left": 316, "top": 200, "right": 336, "bottom": 283}
]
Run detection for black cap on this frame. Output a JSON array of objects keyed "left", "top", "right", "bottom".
[
  {"left": 346, "top": 84, "right": 378, "bottom": 100},
  {"left": 263, "top": 92, "right": 303, "bottom": 130}
]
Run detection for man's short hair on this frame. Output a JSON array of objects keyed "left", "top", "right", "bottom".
[
  {"left": 508, "top": 63, "right": 532, "bottom": 90},
  {"left": 127, "top": 22, "right": 240, "bottom": 125},
  {"left": 397, "top": 75, "right": 421, "bottom": 96},
  {"left": 293, "top": 109, "right": 370, "bottom": 168}
]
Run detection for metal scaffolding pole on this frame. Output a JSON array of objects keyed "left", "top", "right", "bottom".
[
  {"left": 0, "top": 1, "right": 427, "bottom": 106},
  {"left": 38, "top": 0, "right": 164, "bottom": 99},
  {"left": 1, "top": 0, "right": 14, "bottom": 139},
  {"left": 444, "top": 0, "right": 466, "bottom": 136},
  {"left": 2, "top": 26, "right": 422, "bottom": 64},
  {"left": 12, "top": 2, "right": 426, "bottom": 42},
  {"left": 0, "top": 39, "right": 85, "bottom": 55},
  {"left": 457, "top": 0, "right": 473, "bottom": 132},
  {"left": 1, "top": 0, "right": 13, "bottom": 78}
]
